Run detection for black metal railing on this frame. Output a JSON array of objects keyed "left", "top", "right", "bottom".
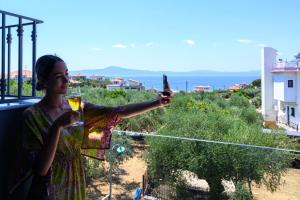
[{"left": 0, "top": 10, "right": 43, "bottom": 102}]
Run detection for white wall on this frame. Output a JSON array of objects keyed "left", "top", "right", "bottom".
[
  {"left": 273, "top": 73, "right": 285, "bottom": 101},
  {"left": 128, "top": 80, "right": 140, "bottom": 87},
  {"left": 284, "top": 73, "right": 296, "bottom": 102},
  {"left": 273, "top": 73, "right": 297, "bottom": 102},
  {"left": 261, "top": 47, "right": 277, "bottom": 121}
]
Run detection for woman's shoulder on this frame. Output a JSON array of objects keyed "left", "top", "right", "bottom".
[{"left": 23, "top": 103, "right": 40, "bottom": 118}]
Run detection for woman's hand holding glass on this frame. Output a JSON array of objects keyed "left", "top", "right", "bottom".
[{"left": 54, "top": 111, "right": 80, "bottom": 128}]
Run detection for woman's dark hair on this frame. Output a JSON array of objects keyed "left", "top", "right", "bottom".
[{"left": 35, "top": 55, "right": 64, "bottom": 91}]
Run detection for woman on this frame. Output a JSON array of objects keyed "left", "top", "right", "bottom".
[{"left": 19, "top": 55, "right": 171, "bottom": 199}]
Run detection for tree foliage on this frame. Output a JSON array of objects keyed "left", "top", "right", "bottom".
[{"left": 146, "top": 92, "right": 293, "bottom": 199}]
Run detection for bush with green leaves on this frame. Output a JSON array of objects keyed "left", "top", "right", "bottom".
[
  {"left": 147, "top": 92, "right": 294, "bottom": 200},
  {"left": 251, "top": 79, "right": 261, "bottom": 88}
]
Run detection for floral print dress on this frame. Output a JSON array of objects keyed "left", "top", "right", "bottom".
[{"left": 21, "top": 102, "right": 121, "bottom": 200}]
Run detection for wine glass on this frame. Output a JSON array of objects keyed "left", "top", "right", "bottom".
[{"left": 66, "top": 87, "right": 84, "bottom": 126}]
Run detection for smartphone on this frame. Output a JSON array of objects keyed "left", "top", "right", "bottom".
[{"left": 163, "top": 74, "right": 170, "bottom": 95}]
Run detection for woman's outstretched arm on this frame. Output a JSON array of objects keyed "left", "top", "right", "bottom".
[{"left": 116, "top": 93, "right": 171, "bottom": 119}]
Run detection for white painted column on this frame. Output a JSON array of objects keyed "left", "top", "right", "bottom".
[{"left": 261, "top": 47, "right": 277, "bottom": 121}]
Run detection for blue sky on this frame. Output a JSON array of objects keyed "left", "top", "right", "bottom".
[{"left": 1, "top": 0, "right": 300, "bottom": 72}]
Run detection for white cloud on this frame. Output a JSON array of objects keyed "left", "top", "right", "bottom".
[
  {"left": 184, "top": 39, "right": 195, "bottom": 46},
  {"left": 130, "top": 43, "right": 136, "bottom": 48},
  {"left": 237, "top": 39, "right": 253, "bottom": 44},
  {"left": 112, "top": 44, "right": 127, "bottom": 49},
  {"left": 91, "top": 47, "right": 101, "bottom": 51}
]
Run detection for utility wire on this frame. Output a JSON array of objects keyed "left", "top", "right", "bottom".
[{"left": 114, "top": 130, "right": 300, "bottom": 154}]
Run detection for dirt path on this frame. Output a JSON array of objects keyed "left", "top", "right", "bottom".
[
  {"left": 86, "top": 147, "right": 146, "bottom": 200},
  {"left": 252, "top": 168, "right": 300, "bottom": 200}
]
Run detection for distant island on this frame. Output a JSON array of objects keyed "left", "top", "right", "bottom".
[{"left": 70, "top": 66, "right": 260, "bottom": 77}]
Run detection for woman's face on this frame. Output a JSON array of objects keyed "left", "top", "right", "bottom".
[{"left": 45, "top": 61, "right": 69, "bottom": 94}]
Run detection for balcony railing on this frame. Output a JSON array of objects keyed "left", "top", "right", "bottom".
[
  {"left": 0, "top": 10, "right": 43, "bottom": 103},
  {"left": 272, "top": 61, "right": 300, "bottom": 72}
]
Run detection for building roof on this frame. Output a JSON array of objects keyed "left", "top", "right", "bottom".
[
  {"left": 70, "top": 74, "right": 86, "bottom": 78},
  {"left": 111, "top": 77, "right": 124, "bottom": 81},
  {"left": 10, "top": 69, "right": 32, "bottom": 78},
  {"left": 90, "top": 75, "right": 104, "bottom": 78},
  {"left": 228, "top": 84, "right": 241, "bottom": 91},
  {"left": 193, "top": 85, "right": 211, "bottom": 91}
]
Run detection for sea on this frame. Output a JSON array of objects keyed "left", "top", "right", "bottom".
[{"left": 122, "top": 76, "right": 259, "bottom": 91}]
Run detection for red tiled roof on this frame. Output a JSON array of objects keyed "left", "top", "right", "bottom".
[
  {"left": 228, "top": 85, "right": 241, "bottom": 91},
  {"left": 10, "top": 69, "right": 32, "bottom": 78}
]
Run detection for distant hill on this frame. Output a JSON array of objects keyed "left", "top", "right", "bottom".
[{"left": 70, "top": 66, "right": 260, "bottom": 77}]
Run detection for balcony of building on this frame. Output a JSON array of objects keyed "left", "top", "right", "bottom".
[
  {"left": 272, "top": 60, "right": 300, "bottom": 73},
  {"left": 0, "top": 10, "right": 43, "bottom": 199}
]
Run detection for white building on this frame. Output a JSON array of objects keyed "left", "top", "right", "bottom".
[
  {"left": 127, "top": 79, "right": 140, "bottom": 87},
  {"left": 262, "top": 47, "right": 300, "bottom": 130},
  {"left": 89, "top": 75, "right": 105, "bottom": 81},
  {"left": 106, "top": 77, "right": 144, "bottom": 91},
  {"left": 193, "top": 85, "right": 212, "bottom": 92}
]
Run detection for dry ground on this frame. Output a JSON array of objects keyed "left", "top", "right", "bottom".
[
  {"left": 86, "top": 146, "right": 146, "bottom": 200},
  {"left": 252, "top": 168, "right": 300, "bottom": 200},
  {"left": 86, "top": 145, "right": 300, "bottom": 200}
]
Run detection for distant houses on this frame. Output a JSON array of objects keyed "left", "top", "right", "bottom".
[
  {"left": 68, "top": 73, "right": 144, "bottom": 91},
  {"left": 227, "top": 83, "right": 248, "bottom": 91},
  {"left": 11, "top": 69, "right": 32, "bottom": 80},
  {"left": 89, "top": 75, "right": 105, "bottom": 81},
  {"left": 70, "top": 74, "right": 86, "bottom": 80},
  {"left": 193, "top": 85, "right": 212, "bottom": 92},
  {"left": 0, "top": 69, "right": 32, "bottom": 81},
  {"left": 3, "top": 69, "right": 145, "bottom": 91},
  {"left": 110, "top": 77, "right": 125, "bottom": 85},
  {"left": 106, "top": 77, "right": 144, "bottom": 91}
]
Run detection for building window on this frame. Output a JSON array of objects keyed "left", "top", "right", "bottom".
[
  {"left": 291, "top": 107, "right": 295, "bottom": 117},
  {"left": 288, "top": 80, "right": 293, "bottom": 88}
]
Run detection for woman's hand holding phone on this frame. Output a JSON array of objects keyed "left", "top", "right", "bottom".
[{"left": 159, "top": 74, "right": 172, "bottom": 105}]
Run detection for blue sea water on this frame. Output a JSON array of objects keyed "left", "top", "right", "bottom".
[{"left": 123, "top": 76, "right": 259, "bottom": 91}]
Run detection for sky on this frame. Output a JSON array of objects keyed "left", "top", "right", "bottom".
[{"left": 1, "top": 0, "right": 300, "bottom": 72}]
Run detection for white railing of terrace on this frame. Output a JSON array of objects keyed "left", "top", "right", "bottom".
[{"left": 273, "top": 60, "right": 300, "bottom": 71}]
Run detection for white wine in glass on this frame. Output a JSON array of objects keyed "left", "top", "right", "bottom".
[
  {"left": 67, "top": 96, "right": 81, "bottom": 111},
  {"left": 66, "top": 87, "right": 83, "bottom": 126}
]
